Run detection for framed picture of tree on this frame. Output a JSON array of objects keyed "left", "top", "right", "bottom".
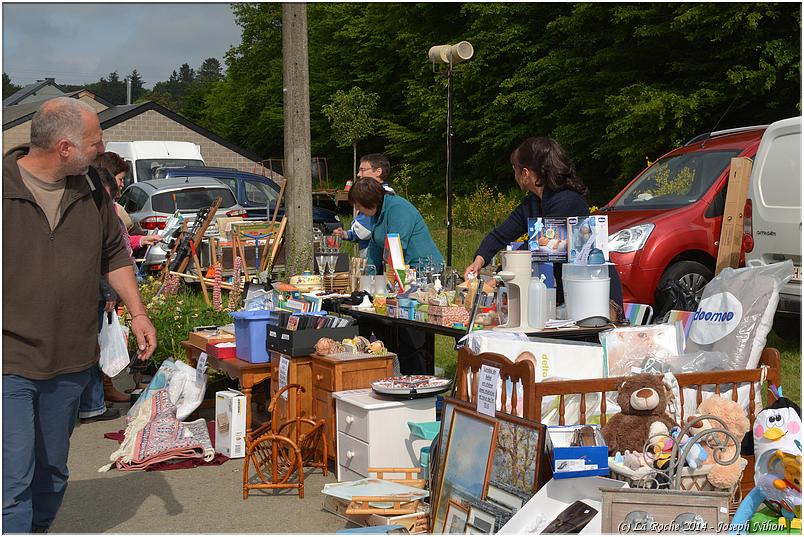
[{"left": 488, "top": 413, "right": 546, "bottom": 495}]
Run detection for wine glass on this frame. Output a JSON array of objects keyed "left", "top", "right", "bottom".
[
  {"left": 326, "top": 251, "right": 338, "bottom": 291},
  {"left": 316, "top": 248, "right": 328, "bottom": 277}
]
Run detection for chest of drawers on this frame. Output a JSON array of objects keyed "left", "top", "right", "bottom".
[{"left": 333, "top": 389, "right": 436, "bottom": 482}]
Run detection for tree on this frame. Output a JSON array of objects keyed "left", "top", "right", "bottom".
[
  {"left": 127, "top": 69, "right": 145, "bottom": 103},
  {"left": 322, "top": 87, "right": 380, "bottom": 176},
  {"left": 3, "top": 72, "right": 21, "bottom": 99},
  {"left": 197, "top": 58, "right": 224, "bottom": 83},
  {"left": 178, "top": 63, "right": 195, "bottom": 85}
]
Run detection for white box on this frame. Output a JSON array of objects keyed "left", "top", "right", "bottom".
[
  {"left": 498, "top": 476, "right": 627, "bottom": 534},
  {"left": 215, "top": 389, "right": 246, "bottom": 458}
]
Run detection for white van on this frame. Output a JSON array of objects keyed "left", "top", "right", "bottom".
[
  {"left": 744, "top": 116, "right": 801, "bottom": 338},
  {"left": 104, "top": 141, "right": 205, "bottom": 187}
]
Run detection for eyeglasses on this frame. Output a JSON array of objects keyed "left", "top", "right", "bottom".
[{"left": 358, "top": 166, "right": 374, "bottom": 173}]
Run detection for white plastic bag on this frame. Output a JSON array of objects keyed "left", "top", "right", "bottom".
[{"left": 98, "top": 310, "right": 130, "bottom": 377}]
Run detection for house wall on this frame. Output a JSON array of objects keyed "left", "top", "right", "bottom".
[
  {"left": 102, "top": 109, "right": 266, "bottom": 175},
  {"left": 3, "top": 123, "right": 31, "bottom": 152}
]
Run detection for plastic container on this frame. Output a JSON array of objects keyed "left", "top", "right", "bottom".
[
  {"left": 527, "top": 275, "right": 548, "bottom": 330},
  {"left": 534, "top": 262, "right": 557, "bottom": 320},
  {"left": 229, "top": 310, "right": 275, "bottom": 363},
  {"left": 561, "top": 263, "right": 610, "bottom": 321}
]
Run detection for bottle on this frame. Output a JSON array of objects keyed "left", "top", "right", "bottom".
[
  {"left": 528, "top": 274, "right": 548, "bottom": 330},
  {"left": 535, "top": 262, "right": 557, "bottom": 321}
]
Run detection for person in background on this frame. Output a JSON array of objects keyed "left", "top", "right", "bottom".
[
  {"left": 346, "top": 177, "right": 444, "bottom": 375},
  {"left": 2, "top": 97, "right": 157, "bottom": 533},
  {"left": 463, "top": 136, "right": 624, "bottom": 320},
  {"left": 334, "top": 153, "right": 395, "bottom": 258},
  {"left": 348, "top": 177, "right": 443, "bottom": 274}
]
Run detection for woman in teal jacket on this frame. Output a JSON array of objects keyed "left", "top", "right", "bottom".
[{"left": 348, "top": 177, "right": 444, "bottom": 272}]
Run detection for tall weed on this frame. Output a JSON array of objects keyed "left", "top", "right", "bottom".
[{"left": 454, "top": 185, "right": 521, "bottom": 233}]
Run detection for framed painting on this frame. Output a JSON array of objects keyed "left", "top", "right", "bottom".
[
  {"left": 488, "top": 412, "right": 544, "bottom": 495},
  {"left": 432, "top": 405, "right": 498, "bottom": 534},
  {"left": 444, "top": 500, "right": 469, "bottom": 534}
]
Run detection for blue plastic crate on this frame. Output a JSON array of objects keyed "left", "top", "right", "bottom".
[{"left": 229, "top": 310, "right": 276, "bottom": 363}]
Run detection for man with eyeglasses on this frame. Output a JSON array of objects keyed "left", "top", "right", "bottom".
[{"left": 335, "top": 153, "right": 395, "bottom": 258}]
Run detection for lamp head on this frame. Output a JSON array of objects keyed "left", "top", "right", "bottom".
[{"left": 428, "top": 41, "right": 474, "bottom": 66}]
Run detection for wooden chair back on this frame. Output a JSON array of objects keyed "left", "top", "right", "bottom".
[
  {"left": 456, "top": 347, "right": 538, "bottom": 421},
  {"left": 529, "top": 347, "right": 780, "bottom": 427}
]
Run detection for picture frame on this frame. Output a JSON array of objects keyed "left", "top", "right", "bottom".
[
  {"left": 432, "top": 405, "right": 498, "bottom": 534},
  {"left": 464, "top": 525, "right": 484, "bottom": 535},
  {"left": 488, "top": 411, "right": 545, "bottom": 495},
  {"left": 444, "top": 500, "right": 469, "bottom": 534},
  {"left": 466, "top": 499, "right": 513, "bottom": 534},
  {"left": 485, "top": 480, "right": 530, "bottom": 512}
]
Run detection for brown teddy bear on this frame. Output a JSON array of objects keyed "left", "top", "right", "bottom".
[
  {"left": 686, "top": 396, "right": 750, "bottom": 489},
  {"left": 602, "top": 374, "right": 677, "bottom": 455}
]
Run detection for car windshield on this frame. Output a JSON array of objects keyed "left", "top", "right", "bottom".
[
  {"left": 612, "top": 150, "right": 740, "bottom": 209},
  {"left": 152, "top": 187, "right": 237, "bottom": 213},
  {"left": 137, "top": 159, "right": 204, "bottom": 181}
]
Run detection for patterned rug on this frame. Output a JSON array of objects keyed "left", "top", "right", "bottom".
[{"left": 100, "top": 388, "right": 213, "bottom": 472}]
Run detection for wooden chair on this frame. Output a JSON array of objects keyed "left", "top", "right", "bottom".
[
  {"left": 242, "top": 383, "right": 328, "bottom": 499},
  {"left": 456, "top": 347, "right": 537, "bottom": 421},
  {"left": 459, "top": 346, "right": 781, "bottom": 499}
]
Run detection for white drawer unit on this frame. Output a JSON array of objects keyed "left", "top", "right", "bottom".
[{"left": 333, "top": 389, "right": 436, "bottom": 482}]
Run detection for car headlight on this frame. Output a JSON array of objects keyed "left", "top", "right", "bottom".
[{"left": 608, "top": 223, "right": 654, "bottom": 253}]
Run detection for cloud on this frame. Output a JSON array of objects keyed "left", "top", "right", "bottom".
[{"left": 2, "top": 3, "right": 241, "bottom": 88}]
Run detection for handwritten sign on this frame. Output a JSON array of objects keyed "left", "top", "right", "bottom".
[
  {"left": 279, "top": 355, "right": 290, "bottom": 400},
  {"left": 476, "top": 364, "right": 499, "bottom": 417},
  {"left": 196, "top": 352, "right": 208, "bottom": 383}
]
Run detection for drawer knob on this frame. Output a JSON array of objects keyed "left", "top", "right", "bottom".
[
  {"left": 346, "top": 450, "right": 355, "bottom": 459},
  {"left": 316, "top": 374, "right": 323, "bottom": 381},
  {"left": 345, "top": 416, "right": 354, "bottom": 425}
]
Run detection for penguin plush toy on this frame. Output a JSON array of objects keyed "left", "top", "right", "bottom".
[{"left": 731, "top": 393, "right": 803, "bottom": 533}]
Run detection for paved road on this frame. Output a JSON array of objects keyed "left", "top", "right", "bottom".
[{"left": 49, "top": 373, "right": 351, "bottom": 534}]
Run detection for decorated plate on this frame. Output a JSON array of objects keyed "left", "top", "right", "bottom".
[{"left": 371, "top": 375, "right": 452, "bottom": 396}]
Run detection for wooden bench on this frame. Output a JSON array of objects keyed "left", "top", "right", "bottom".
[{"left": 456, "top": 346, "right": 782, "bottom": 498}]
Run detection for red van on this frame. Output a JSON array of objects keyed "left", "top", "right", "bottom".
[{"left": 599, "top": 125, "right": 767, "bottom": 311}]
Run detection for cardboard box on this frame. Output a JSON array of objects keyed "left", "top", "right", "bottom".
[
  {"left": 428, "top": 305, "right": 469, "bottom": 327},
  {"left": 528, "top": 217, "right": 569, "bottom": 262},
  {"left": 545, "top": 425, "right": 609, "bottom": 479},
  {"left": 215, "top": 389, "right": 246, "bottom": 458},
  {"left": 207, "top": 341, "right": 237, "bottom": 360},
  {"left": 188, "top": 329, "right": 235, "bottom": 350},
  {"left": 568, "top": 215, "right": 609, "bottom": 264},
  {"left": 266, "top": 324, "right": 358, "bottom": 357}
]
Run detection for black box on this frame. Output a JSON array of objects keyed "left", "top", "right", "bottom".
[{"left": 266, "top": 324, "right": 358, "bottom": 357}]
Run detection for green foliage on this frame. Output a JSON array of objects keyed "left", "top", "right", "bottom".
[
  {"left": 132, "top": 277, "right": 233, "bottom": 368},
  {"left": 322, "top": 87, "right": 380, "bottom": 148},
  {"left": 3, "top": 72, "right": 21, "bottom": 99},
  {"left": 453, "top": 185, "right": 521, "bottom": 233}
]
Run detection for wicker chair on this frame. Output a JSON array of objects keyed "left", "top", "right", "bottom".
[{"left": 243, "top": 383, "right": 327, "bottom": 499}]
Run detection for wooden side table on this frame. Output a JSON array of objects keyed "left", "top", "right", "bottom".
[
  {"left": 310, "top": 352, "right": 395, "bottom": 459},
  {"left": 181, "top": 340, "right": 271, "bottom": 439}
]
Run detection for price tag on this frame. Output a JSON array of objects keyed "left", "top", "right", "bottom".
[
  {"left": 476, "top": 364, "right": 499, "bottom": 417},
  {"left": 196, "top": 352, "right": 208, "bottom": 383},
  {"left": 279, "top": 355, "right": 290, "bottom": 400}
]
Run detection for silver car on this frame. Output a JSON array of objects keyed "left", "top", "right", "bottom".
[{"left": 118, "top": 177, "right": 246, "bottom": 273}]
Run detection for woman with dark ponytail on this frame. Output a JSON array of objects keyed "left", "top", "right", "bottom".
[{"left": 464, "top": 136, "right": 623, "bottom": 317}]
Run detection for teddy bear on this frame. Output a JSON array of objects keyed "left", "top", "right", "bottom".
[
  {"left": 686, "top": 396, "right": 751, "bottom": 489},
  {"left": 602, "top": 373, "right": 677, "bottom": 455}
]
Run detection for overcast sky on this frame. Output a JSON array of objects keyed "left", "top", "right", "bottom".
[{"left": 2, "top": 3, "right": 242, "bottom": 89}]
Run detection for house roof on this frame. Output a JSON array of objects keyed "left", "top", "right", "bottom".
[
  {"left": 97, "top": 101, "right": 264, "bottom": 163},
  {"left": 65, "top": 89, "right": 113, "bottom": 108},
  {"left": 2, "top": 78, "right": 65, "bottom": 107},
  {"left": 3, "top": 97, "right": 264, "bottom": 165}
]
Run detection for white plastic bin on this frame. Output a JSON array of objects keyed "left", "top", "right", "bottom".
[{"left": 561, "top": 263, "right": 610, "bottom": 321}]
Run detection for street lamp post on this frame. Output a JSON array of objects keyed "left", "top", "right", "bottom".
[{"left": 428, "top": 41, "right": 473, "bottom": 268}]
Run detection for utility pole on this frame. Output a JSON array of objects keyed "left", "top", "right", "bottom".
[{"left": 282, "top": 3, "right": 313, "bottom": 274}]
